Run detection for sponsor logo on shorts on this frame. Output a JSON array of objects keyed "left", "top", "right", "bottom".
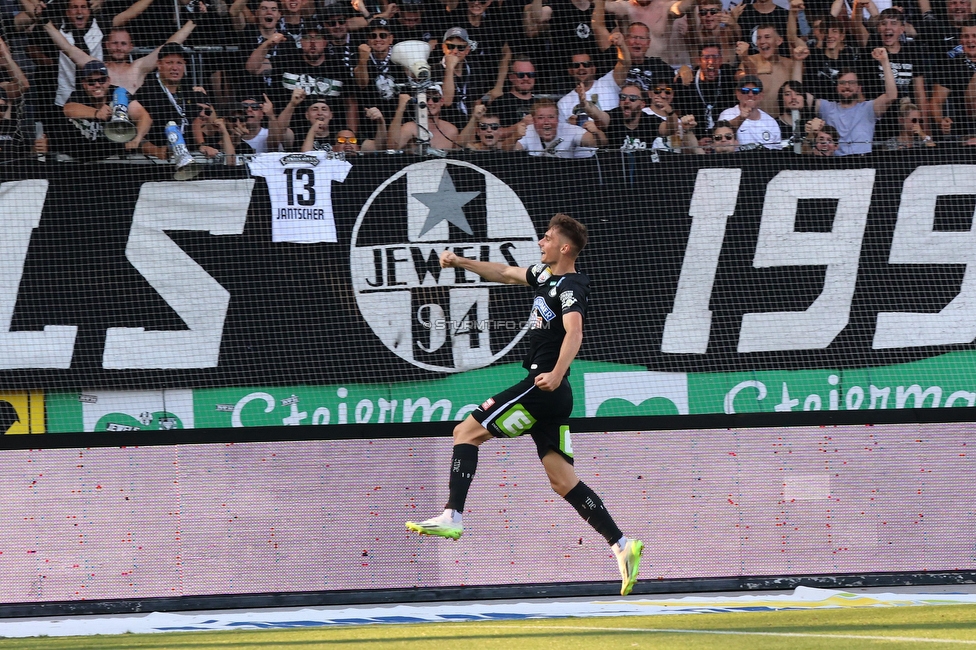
[
  {"left": 496, "top": 404, "right": 536, "bottom": 437},
  {"left": 480, "top": 397, "right": 495, "bottom": 410}
]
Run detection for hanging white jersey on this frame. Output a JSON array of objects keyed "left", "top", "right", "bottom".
[{"left": 248, "top": 152, "right": 352, "bottom": 243}]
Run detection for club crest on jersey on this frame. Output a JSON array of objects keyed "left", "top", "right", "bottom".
[
  {"left": 279, "top": 153, "right": 320, "bottom": 166},
  {"left": 350, "top": 160, "right": 540, "bottom": 372},
  {"left": 530, "top": 263, "right": 552, "bottom": 284}
]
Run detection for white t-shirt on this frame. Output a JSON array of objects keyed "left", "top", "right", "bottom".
[
  {"left": 517, "top": 123, "right": 595, "bottom": 158},
  {"left": 557, "top": 70, "right": 622, "bottom": 124},
  {"left": 718, "top": 105, "right": 783, "bottom": 149},
  {"left": 242, "top": 127, "right": 271, "bottom": 154},
  {"left": 248, "top": 151, "right": 352, "bottom": 243}
]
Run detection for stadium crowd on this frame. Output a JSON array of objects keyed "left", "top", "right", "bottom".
[{"left": 0, "top": 0, "right": 971, "bottom": 160}]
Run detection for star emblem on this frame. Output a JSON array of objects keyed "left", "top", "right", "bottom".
[{"left": 413, "top": 169, "right": 480, "bottom": 237}]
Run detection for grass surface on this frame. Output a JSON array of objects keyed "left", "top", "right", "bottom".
[{"left": 3, "top": 603, "right": 976, "bottom": 649}]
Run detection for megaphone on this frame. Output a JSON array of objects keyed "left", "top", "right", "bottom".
[
  {"left": 391, "top": 40, "right": 432, "bottom": 81},
  {"left": 165, "top": 121, "right": 202, "bottom": 181},
  {"left": 104, "top": 86, "right": 137, "bottom": 143}
]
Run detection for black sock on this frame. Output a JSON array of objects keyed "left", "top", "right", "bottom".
[
  {"left": 564, "top": 481, "right": 624, "bottom": 546},
  {"left": 445, "top": 443, "right": 479, "bottom": 512}
]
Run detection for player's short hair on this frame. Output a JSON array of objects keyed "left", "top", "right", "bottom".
[{"left": 549, "top": 213, "right": 587, "bottom": 256}]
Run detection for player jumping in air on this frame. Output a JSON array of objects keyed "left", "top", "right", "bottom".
[{"left": 406, "top": 213, "right": 644, "bottom": 596}]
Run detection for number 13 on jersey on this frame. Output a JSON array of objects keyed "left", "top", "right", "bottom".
[{"left": 248, "top": 153, "right": 352, "bottom": 244}]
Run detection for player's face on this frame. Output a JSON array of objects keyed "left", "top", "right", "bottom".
[
  {"left": 626, "top": 25, "right": 650, "bottom": 58},
  {"left": 755, "top": 28, "right": 781, "bottom": 57},
  {"left": 256, "top": 1, "right": 281, "bottom": 26},
  {"left": 836, "top": 73, "right": 859, "bottom": 101},
  {"left": 509, "top": 61, "right": 536, "bottom": 93},
  {"left": 815, "top": 130, "right": 837, "bottom": 155},
  {"left": 538, "top": 228, "right": 567, "bottom": 264},
  {"left": 532, "top": 107, "right": 558, "bottom": 141},
  {"left": 335, "top": 129, "right": 360, "bottom": 153},
  {"left": 157, "top": 54, "right": 186, "bottom": 84},
  {"left": 568, "top": 55, "right": 595, "bottom": 83},
  {"left": 67, "top": 0, "right": 90, "bottom": 30},
  {"left": 106, "top": 31, "right": 133, "bottom": 61},
  {"left": 477, "top": 118, "right": 501, "bottom": 146},
  {"left": 699, "top": 47, "right": 722, "bottom": 80},
  {"left": 781, "top": 84, "right": 804, "bottom": 110},
  {"left": 878, "top": 17, "right": 903, "bottom": 46},
  {"left": 302, "top": 31, "right": 327, "bottom": 60}
]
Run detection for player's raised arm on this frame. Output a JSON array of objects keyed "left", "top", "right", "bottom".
[{"left": 439, "top": 250, "right": 529, "bottom": 285}]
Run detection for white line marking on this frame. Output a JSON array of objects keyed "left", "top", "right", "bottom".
[{"left": 464, "top": 624, "right": 976, "bottom": 644}]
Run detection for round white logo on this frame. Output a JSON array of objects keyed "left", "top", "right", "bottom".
[{"left": 350, "top": 160, "right": 539, "bottom": 372}]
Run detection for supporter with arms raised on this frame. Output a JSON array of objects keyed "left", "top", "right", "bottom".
[
  {"left": 522, "top": 0, "right": 611, "bottom": 92},
  {"left": 595, "top": 81, "right": 663, "bottom": 150},
  {"left": 736, "top": 24, "right": 804, "bottom": 116},
  {"left": 513, "top": 96, "right": 606, "bottom": 156},
  {"left": 557, "top": 32, "right": 630, "bottom": 124},
  {"left": 717, "top": 74, "right": 783, "bottom": 148},
  {"left": 133, "top": 42, "right": 197, "bottom": 160},
  {"left": 437, "top": 27, "right": 508, "bottom": 126},
  {"left": 685, "top": 0, "right": 741, "bottom": 66},
  {"left": 812, "top": 47, "right": 897, "bottom": 154},
  {"left": 799, "top": 15, "right": 866, "bottom": 102},
  {"left": 456, "top": 102, "right": 507, "bottom": 149},
  {"left": 928, "top": 21, "right": 976, "bottom": 144},
  {"left": 861, "top": 8, "right": 928, "bottom": 137},
  {"left": 388, "top": 85, "right": 460, "bottom": 150},
  {"left": 332, "top": 107, "right": 387, "bottom": 155},
  {"left": 353, "top": 19, "right": 401, "bottom": 122},
  {"left": 41, "top": 19, "right": 195, "bottom": 95},
  {"left": 642, "top": 80, "right": 699, "bottom": 152},
  {"left": 237, "top": 0, "right": 296, "bottom": 104},
  {"left": 729, "top": 0, "right": 789, "bottom": 50},
  {"left": 60, "top": 59, "right": 150, "bottom": 160},
  {"left": 192, "top": 101, "right": 237, "bottom": 159},
  {"left": 592, "top": 12, "right": 676, "bottom": 91},
  {"left": 673, "top": 42, "right": 737, "bottom": 130},
  {"left": 599, "top": 0, "right": 696, "bottom": 64},
  {"left": 489, "top": 56, "right": 539, "bottom": 131}
]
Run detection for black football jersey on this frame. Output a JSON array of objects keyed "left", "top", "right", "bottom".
[{"left": 523, "top": 263, "right": 590, "bottom": 374}]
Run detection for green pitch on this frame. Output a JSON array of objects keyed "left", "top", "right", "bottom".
[{"left": 3, "top": 603, "right": 976, "bottom": 649}]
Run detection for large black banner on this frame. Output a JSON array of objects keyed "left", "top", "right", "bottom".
[{"left": 2, "top": 149, "right": 975, "bottom": 390}]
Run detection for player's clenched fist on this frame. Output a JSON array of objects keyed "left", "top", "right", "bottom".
[{"left": 440, "top": 250, "right": 459, "bottom": 268}]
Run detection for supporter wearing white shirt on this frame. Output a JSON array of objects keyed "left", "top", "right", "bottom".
[
  {"left": 515, "top": 98, "right": 607, "bottom": 158},
  {"left": 717, "top": 75, "right": 782, "bottom": 149}
]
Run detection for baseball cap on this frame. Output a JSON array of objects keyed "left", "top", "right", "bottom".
[
  {"left": 81, "top": 60, "right": 108, "bottom": 79},
  {"left": 157, "top": 42, "right": 187, "bottom": 59},
  {"left": 444, "top": 26, "right": 474, "bottom": 45},
  {"left": 739, "top": 74, "right": 763, "bottom": 90}
]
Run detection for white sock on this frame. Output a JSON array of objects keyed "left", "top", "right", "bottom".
[
  {"left": 613, "top": 536, "right": 629, "bottom": 553},
  {"left": 442, "top": 508, "right": 462, "bottom": 524}
]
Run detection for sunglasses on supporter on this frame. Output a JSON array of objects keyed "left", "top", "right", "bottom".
[
  {"left": 738, "top": 86, "right": 761, "bottom": 94},
  {"left": 337, "top": 136, "right": 358, "bottom": 143},
  {"left": 478, "top": 122, "right": 500, "bottom": 130},
  {"left": 445, "top": 43, "right": 468, "bottom": 51},
  {"left": 713, "top": 133, "right": 735, "bottom": 141},
  {"left": 570, "top": 61, "right": 595, "bottom": 68},
  {"left": 241, "top": 101, "right": 261, "bottom": 109},
  {"left": 427, "top": 94, "right": 443, "bottom": 102},
  {"left": 85, "top": 76, "right": 108, "bottom": 85},
  {"left": 369, "top": 31, "right": 391, "bottom": 38},
  {"left": 327, "top": 18, "right": 345, "bottom": 25},
  {"left": 700, "top": 8, "right": 720, "bottom": 15},
  {"left": 512, "top": 71, "right": 536, "bottom": 78},
  {"left": 619, "top": 93, "right": 642, "bottom": 101},
  {"left": 651, "top": 86, "right": 672, "bottom": 94}
]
